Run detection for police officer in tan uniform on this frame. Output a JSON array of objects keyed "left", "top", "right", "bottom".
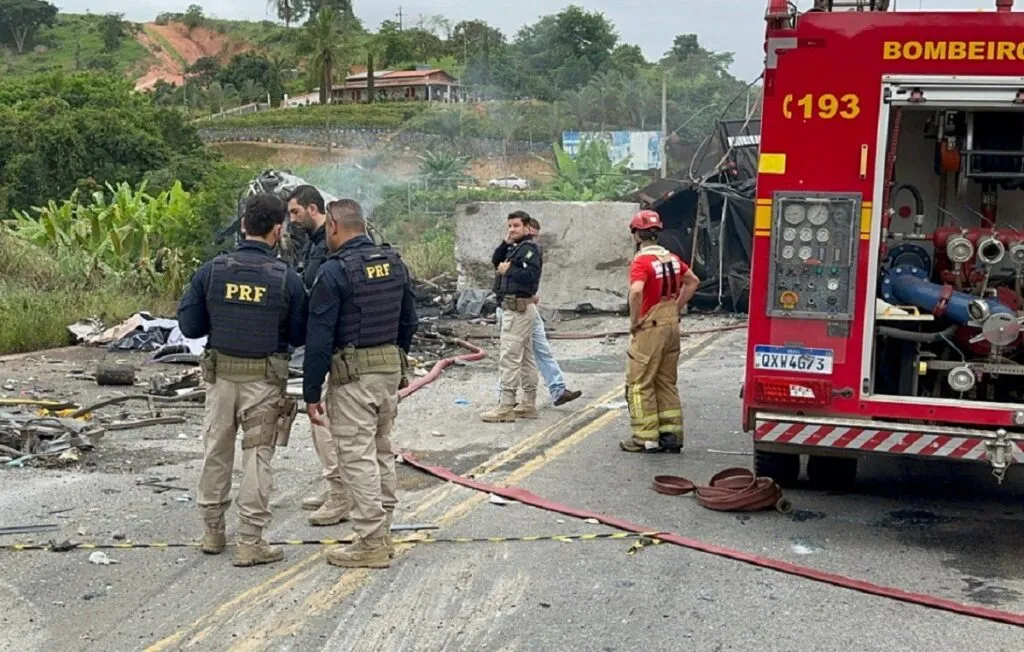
[
  {"left": 287, "top": 185, "right": 351, "bottom": 526},
  {"left": 304, "top": 199, "right": 418, "bottom": 569},
  {"left": 481, "top": 210, "right": 543, "bottom": 423},
  {"left": 178, "top": 193, "right": 308, "bottom": 567}
]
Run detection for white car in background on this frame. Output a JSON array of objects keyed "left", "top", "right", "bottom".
[{"left": 488, "top": 175, "right": 529, "bottom": 190}]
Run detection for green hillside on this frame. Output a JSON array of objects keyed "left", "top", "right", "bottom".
[{"left": 0, "top": 13, "right": 151, "bottom": 76}]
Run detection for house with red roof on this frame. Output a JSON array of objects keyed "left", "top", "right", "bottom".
[{"left": 331, "top": 67, "right": 464, "bottom": 104}]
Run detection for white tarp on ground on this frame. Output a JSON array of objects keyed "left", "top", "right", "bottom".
[{"left": 454, "top": 201, "right": 640, "bottom": 313}]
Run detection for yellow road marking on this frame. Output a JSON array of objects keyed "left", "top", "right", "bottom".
[
  {"left": 225, "top": 332, "right": 718, "bottom": 651},
  {"left": 144, "top": 384, "right": 626, "bottom": 652},
  {"left": 228, "top": 409, "right": 624, "bottom": 651},
  {"left": 149, "top": 332, "right": 720, "bottom": 651}
]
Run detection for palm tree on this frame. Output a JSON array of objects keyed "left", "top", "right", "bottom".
[
  {"left": 268, "top": 0, "right": 301, "bottom": 27},
  {"left": 302, "top": 8, "right": 344, "bottom": 105}
]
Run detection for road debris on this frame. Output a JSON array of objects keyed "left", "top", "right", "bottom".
[
  {"left": 94, "top": 363, "right": 137, "bottom": 386},
  {"left": 88, "top": 551, "right": 118, "bottom": 565},
  {"left": 0, "top": 523, "right": 60, "bottom": 536}
]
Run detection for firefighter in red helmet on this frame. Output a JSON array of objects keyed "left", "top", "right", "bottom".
[{"left": 621, "top": 210, "right": 700, "bottom": 453}]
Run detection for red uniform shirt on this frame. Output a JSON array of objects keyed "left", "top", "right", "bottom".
[{"left": 629, "top": 247, "right": 689, "bottom": 319}]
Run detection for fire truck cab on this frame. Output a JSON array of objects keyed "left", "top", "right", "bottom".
[{"left": 744, "top": 0, "right": 1024, "bottom": 487}]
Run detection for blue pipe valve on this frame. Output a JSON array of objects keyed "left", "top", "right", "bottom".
[{"left": 880, "top": 265, "right": 1015, "bottom": 326}]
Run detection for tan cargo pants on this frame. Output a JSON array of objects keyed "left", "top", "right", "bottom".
[
  {"left": 498, "top": 303, "right": 538, "bottom": 407},
  {"left": 311, "top": 378, "right": 344, "bottom": 493},
  {"left": 625, "top": 300, "right": 683, "bottom": 443},
  {"left": 326, "top": 370, "right": 401, "bottom": 544},
  {"left": 197, "top": 377, "right": 282, "bottom": 543}
]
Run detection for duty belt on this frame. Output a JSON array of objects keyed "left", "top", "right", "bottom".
[{"left": 501, "top": 296, "right": 533, "bottom": 313}]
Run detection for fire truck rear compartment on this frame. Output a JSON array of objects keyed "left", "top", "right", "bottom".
[{"left": 873, "top": 101, "right": 1024, "bottom": 407}]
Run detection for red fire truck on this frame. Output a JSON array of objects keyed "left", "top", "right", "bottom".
[{"left": 744, "top": 0, "right": 1024, "bottom": 487}]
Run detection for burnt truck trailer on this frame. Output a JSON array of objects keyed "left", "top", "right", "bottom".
[{"left": 744, "top": 0, "right": 1024, "bottom": 487}]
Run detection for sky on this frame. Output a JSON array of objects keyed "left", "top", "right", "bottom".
[{"left": 56, "top": 0, "right": 1005, "bottom": 82}]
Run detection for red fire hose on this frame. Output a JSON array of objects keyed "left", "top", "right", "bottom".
[
  {"left": 399, "top": 339, "right": 487, "bottom": 400},
  {"left": 398, "top": 452, "right": 1024, "bottom": 628},
  {"left": 546, "top": 322, "right": 747, "bottom": 340}
]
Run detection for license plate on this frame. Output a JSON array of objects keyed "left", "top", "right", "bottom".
[{"left": 753, "top": 345, "right": 834, "bottom": 375}]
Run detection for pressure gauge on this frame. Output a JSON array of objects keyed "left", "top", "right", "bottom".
[
  {"left": 827, "top": 278, "right": 840, "bottom": 291},
  {"left": 816, "top": 229, "right": 830, "bottom": 243},
  {"left": 783, "top": 204, "right": 806, "bottom": 225},
  {"left": 799, "top": 227, "right": 813, "bottom": 242},
  {"left": 782, "top": 227, "right": 797, "bottom": 241},
  {"left": 781, "top": 245, "right": 795, "bottom": 260},
  {"left": 807, "top": 204, "right": 830, "bottom": 225},
  {"left": 798, "top": 246, "right": 813, "bottom": 261}
]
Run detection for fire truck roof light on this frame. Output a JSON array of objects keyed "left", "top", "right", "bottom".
[{"left": 766, "top": 0, "right": 790, "bottom": 18}]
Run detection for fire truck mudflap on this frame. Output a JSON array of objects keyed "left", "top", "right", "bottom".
[{"left": 745, "top": 0, "right": 1024, "bottom": 488}]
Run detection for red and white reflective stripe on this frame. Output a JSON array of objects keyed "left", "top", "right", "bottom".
[{"left": 754, "top": 421, "right": 1024, "bottom": 462}]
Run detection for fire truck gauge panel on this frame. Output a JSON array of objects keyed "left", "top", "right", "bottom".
[{"left": 768, "top": 192, "right": 861, "bottom": 321}]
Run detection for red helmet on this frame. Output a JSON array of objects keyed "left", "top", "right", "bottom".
[{"left": 630, "top": 210, "right": 663, "bottom": 232}]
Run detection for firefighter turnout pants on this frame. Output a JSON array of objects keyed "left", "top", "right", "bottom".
[
  {"left": 326, "top": 370, "right": 401, "bottom": 545},
  {"left": 625, "top": 301, "right": 683, "bottom": 443},
  {"left": 498, "top": 302, "right": 539, "bottom": 407},
  {"left": 198, "top": 377, "right": 282, "bottom": 544}
]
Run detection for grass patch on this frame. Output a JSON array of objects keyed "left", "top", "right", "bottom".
[
  {"left": 0, "top": 231, "right": 176, "bottom": 355},
  {"left": 1, "top": 14, "right": 151, "bottom": 76},
  {"left": 0, "top": 285, "right": 176, "bottom": 355}
]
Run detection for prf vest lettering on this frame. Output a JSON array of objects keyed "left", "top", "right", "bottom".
[{"left": 225, "top": 282, "right": 268, "bottom": 304}]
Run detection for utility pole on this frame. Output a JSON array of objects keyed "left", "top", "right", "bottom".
[
  {"left": 661, "top": 69, "right": 668, "bottom": 179},
  {"left": 396, "top": 6, "right": 403, "bottom": 30}
]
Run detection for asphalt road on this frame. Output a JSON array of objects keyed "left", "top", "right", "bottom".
[{"left": 4, "top": 325, "right": 1024, "bottom": 651}]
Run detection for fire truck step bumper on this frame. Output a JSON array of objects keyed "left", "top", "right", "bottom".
[{"left": 753, "top": 413, "right": 1024, "bottom": 468}]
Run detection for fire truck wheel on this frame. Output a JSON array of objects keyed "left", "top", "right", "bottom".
[
  {"left": 753, "top": 450, "right": 800, "bottom": 488},
  {"left": 806, "top": 455, "right": 858, "bottom": 491}
]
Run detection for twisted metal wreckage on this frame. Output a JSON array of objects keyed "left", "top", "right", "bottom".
[{"left": 635, "top": 118, "right": 761, "bottom": 314}]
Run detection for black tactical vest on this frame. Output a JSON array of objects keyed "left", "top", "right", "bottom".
[
  {"left": 497, "top": 240, "right": 541, "bottom": 299},
  {"left": 205, "top": 250, "right": 289, "bottom": 358},
  {"left": 336, "top": 245, "right": 406, "bottom": 349}
]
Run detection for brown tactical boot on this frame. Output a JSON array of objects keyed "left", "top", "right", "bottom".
[
  {"left": 512, "top": 403, "right": 538, "bottom": 419},
  {"left": 200, "top": 518, "right": 226, "bottom": 555},
  {"left": 325, "top": 537, "right": 391, "bottom": 569},
  {"left": 302, "top": 490, "right": 327, "bottom": 511},
  {"left": 234, "top": 540, "right": 284, "bottom": 567},
  {"left": 481, "top": 405, "right": 517, "bottom": 423},
  {"left": 309, "top": 492, "right": 353, "bottom": 526}
]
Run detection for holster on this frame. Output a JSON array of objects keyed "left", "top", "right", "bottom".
[
  {"left": 399, "top": 350, "right": 410, "bottom": 390},
  {"left": 240, "top": 403, "right": 278, "bottom": 450},
  {"left": 275, "top": 397, "right": 297, "bottom": 447},
  {"left": 330, "top": 345, "right": 361, "bottom": 386},
  {"left": 199, "top": 350, "right": 217, "bottom": 384}
]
